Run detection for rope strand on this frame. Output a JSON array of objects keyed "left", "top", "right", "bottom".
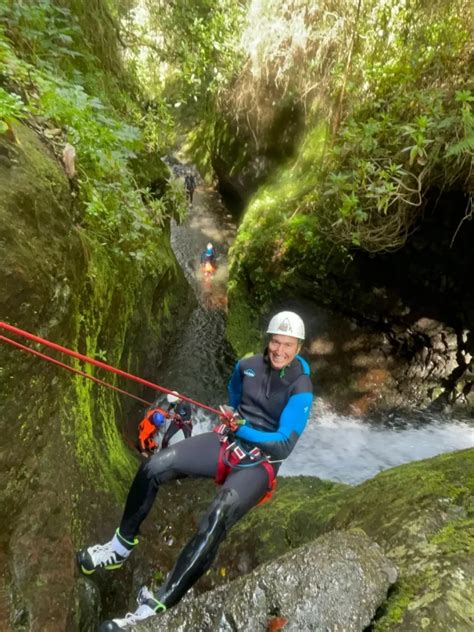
[
  {"left": 0, "top": 321, "right": 225, "bottom": 418},
  {"left": 0, "top": 334, "right": 155, "bottom": 407}
]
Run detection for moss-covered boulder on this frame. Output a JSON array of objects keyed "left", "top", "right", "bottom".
[
  {"left": 217, "top": 449, "right": 473, "bottom": 631},
  {"left": 218, "top": 476, "right": 349, "bottom": 578},
  {"left": 330, "top": 448, "right": 474, "bottom": 631}
]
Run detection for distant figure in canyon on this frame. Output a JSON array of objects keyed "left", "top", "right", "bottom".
[
  {"left": 184, "top": 172, "right": 196, "bottom": 204},
  {"left": 200, "top": 241, "right": 217, "bottom": 277},
  {"left": 77, "top": 311, "right": 313, "bottom": 631},
  {"left": 161, "top": 391, "right": 193, "bottom": 448}
]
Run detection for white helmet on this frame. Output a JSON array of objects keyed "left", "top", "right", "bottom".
[
  {"left": 207, "top": 243, "right": 213, "bottom": 249},
  {"left": 166, "top": 391, "right": 180, "bottom": 404},
  {"left": 266, "top": 311, "right": 305, "bottom": 340}
]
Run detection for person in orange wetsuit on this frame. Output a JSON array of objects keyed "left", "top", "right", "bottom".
[{"left": 137, "top": 410, "right": 166, "bottom": 457}]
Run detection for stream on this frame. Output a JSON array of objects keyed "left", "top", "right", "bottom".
[{"left": 154, "top": 170, "right": 474, "bottom": 485}]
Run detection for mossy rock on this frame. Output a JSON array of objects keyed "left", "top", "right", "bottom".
[
  {"left": 215, "top": 449, "right": 473, "bottom": 630},
  {"left": 226, "top": 279, "right": 263, "bottom": 357},
  {"left": 0, "top": 121, "right": 192, "bottom": 629},
  {"left": 129, "top": 150, "right": 170, "bottom": 197},
  {"left": 0, "top": 121, "right": 82, "bottom": 327},
  {"left": 329, "top": 448, "right": 474, "bottom": 631}
]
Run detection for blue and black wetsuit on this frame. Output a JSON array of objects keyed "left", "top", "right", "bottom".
[
  {"left": 228, "top": 351, "right": 313, "bottom": 461},
  {"left": 200, "top": 246, "right": 216, "bottom": 266},
  {"left": 117, "top": 351, "right": 313, "bottom": 610}
]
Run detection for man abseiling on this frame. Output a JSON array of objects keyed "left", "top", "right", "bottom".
[{"left": 77, "top": 311, "right": 313, "bottom": 631}]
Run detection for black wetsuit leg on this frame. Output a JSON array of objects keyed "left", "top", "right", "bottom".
[
  {"left": 161, "top": 421, "right": 180, "bottom": 449},
  {"left": 155, "top": 456, "right": 274, "bottom": 608},
  {"left": 182, "top": 423, "right": 193, "bottom": 439},
  {"left": 119, "top": 431, "right": 274, "bottom": 610},
  {"left": 119, "top": 432, "right": 220, "bottom": 540}
]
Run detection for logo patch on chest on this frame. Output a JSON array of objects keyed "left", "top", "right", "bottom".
[{"left": 244, "top": 368, "right": 256, "bottom": 377}]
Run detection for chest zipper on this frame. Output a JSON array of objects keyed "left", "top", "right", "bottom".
[
  {"left": 265, "top": 365, "right": 290, "bottom": 398},
  {"left": 264, "top": 365, "right": 272, "bottom": 399}
]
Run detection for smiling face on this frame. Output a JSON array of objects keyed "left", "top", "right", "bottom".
[{"left": 268, "top": 334, "right": 300, "bottom": 370}]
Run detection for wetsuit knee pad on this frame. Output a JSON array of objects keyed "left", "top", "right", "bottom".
[
  {"left": 142, "top": 447, "right": 180, "bottom": 484},
  {"left": 202, "top": 488, "right": 242, "bottom": 533}
]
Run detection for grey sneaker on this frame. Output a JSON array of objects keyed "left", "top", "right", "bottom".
[
  {"left": 77, "top": 530, "right": 138, "bottom": 575},
  {"left": 99, "top": 586, "right": 166, "bottom": 630}
]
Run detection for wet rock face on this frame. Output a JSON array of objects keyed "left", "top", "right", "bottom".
[
  {"left": 389, "top": 317, "right": 473, "bottom": 411},
  {"left": 301, "top": 298, "right": 472, "bottom": 415},
  {"left": 328, "top": 449, "right": 474, "bottom": 632},
  {"left": 338, "top": 190, "right": 474, "bottom": 412},
  {"left": 0, "top": 122, "right": 192, "bottom": 630},
  {"left": 138, "top": 531, "right": 397, "bottom": 632},
  {"left": 208, "top": 450, "right": 473, "bottom": 632}
]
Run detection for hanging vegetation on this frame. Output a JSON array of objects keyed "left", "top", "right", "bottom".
[
  {"left": 217, "top": 0, "right": 473, "bottom": 308},
  {"left": 0, "top": 0, "right": 187, "bottom": 270}
]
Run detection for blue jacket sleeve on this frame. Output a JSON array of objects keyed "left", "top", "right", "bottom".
[
  {"left": 227, "top": 361, "right": 242, "bottom": 409},
  {"left": 235, "top": 391, "right": 313, "bottom": 460}
]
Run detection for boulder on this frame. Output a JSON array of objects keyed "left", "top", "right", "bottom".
[
  {"left": 138, "top": 530, "right": 397, "bottom": 631},
  {"left": 329, "top": 448, "right": 474, "bottom": 631},
  {"left": 212, "top": 450, "right": 474, "bottom": 631}
]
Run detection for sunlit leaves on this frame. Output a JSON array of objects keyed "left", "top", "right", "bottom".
[
  {"left": 0, "top": 0, "right": 86, "bottom": 71},
  {"left": 0, "top": 0, "right": 186, "bottom": 273},
  {"left": 445, "top": 90, "right": 474, "bottom": 159},
  {"left": 140, "top": 0, "right": 245, "bottom": 118},
  {"left": 0, "top": 86, "right": 26, "bottom": 132}
]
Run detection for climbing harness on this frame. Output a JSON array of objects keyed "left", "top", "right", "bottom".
[
  {"left": 212, "top": 424, "right": 277, "bottom": 505},
  {"left": 170, "top": 414, "right": 192, "bottom": 430}
]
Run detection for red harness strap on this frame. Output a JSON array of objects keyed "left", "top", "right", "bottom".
[
  {"left": 172, "top": 414, "right": 193, "bottom": 430},
  {"left": 256, "top": 461, "right": 278, "bottom": 506},
  {"left": 212, "top": 426, "right": 277, "bottom": 505}
]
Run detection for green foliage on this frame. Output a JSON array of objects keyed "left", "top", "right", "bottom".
[
  {"left": 138, "top": 100, "right": 176, "bottom": 153},
  {"left": 445, "top": 90, "right": 474, "bottom": 158},
  {"left": 0, "top": 1, "right": 185, "bottom": 270},
  {"left": 32, "top": 74, "right": 181, "bottom": 267},
  {"left": 37, "top": 78, "right": 140, "bottom": 172},
  {"left": 320, "top": 84, "right": 473, "bottom": 251},
  {"left": 223, "top": 0, "right": 473, "bottom": 308},
  {"left": 130, "top": 0, "right": 245, "bottom": 125},
  {"left": 0, "top": 86, "right": 26, "bottom": 132},
  {"left": 0, "top": 0, "right": 85, "bottom": 69}
]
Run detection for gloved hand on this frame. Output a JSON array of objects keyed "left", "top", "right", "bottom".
[{"left": 219, "top": 405, "right": 244, "bottom": 432}]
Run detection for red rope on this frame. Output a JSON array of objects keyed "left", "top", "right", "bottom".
[
  {"left": 0, "top": 334, "right": 155, "bottom": 408},
  {"left": 0, "top": 321, "right": 224, "bottom": 417}
]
